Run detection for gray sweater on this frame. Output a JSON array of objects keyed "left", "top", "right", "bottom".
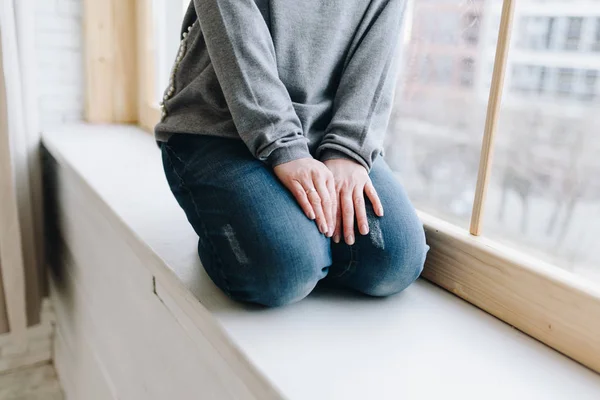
[{"left": 155, "top": 0, "right": 404, "bottom": 171}]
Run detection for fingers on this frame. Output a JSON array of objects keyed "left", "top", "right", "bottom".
[
  {"left": 313, "top": 171, "right": 334, "bottom": 237},
  {"left": 333, "top": 199, "right": 342, "bottom": 243},
  {"left": 365, "top": 181, "right": 384, "bottom": 217},
  {"left": 327, "top": 178, "right": 338, "bottom": 240},
  {"left": 305, "top": 184, "right": 327, "bottom": 235},
  {"left": 354, "top": 185, "right": 369, "bottom": 236},
  {"left": 291, "top": 180, "right": 315, "bottom": 220},
  {"left": 341, "top": 189, "right": 355, "bottom": 245}
]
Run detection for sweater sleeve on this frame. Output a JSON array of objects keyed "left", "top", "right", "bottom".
[
  {"left": 316, "top": 0, "right": 405, "bottom": 171},
  {"left": 192, "top": 0, "right": 310, "bottom": 166}
]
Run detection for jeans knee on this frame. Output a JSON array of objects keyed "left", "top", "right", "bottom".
[
  {"left": 361, "top": 230, "right": 429, "bottom": 298},
  {"left": 222, "top": 244, "right": 329, "bottom": 308},
  {"left": 251, "top": 277, "right": 318, "bottom": 307},
  {"left": 229, "top": 263, "right": 324, "bottom": 307}
]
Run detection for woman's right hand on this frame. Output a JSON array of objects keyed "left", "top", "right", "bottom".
[{"left": 273, "top": 158, "right": 336, "bottom": 237}]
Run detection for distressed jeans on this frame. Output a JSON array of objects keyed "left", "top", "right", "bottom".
[{"left": 161, "top": 134, "right": 429, "bottom": 307}]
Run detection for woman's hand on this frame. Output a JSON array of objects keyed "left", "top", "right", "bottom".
[
  {"left": 323, "top": 159, "right": 384, "bottom": 245},
  {"left": 273, "top": 158, "right": 336, "bottom": 237}
]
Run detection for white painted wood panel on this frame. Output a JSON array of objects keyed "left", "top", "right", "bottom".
[
  {"left": 48, "top": 157, "right": 281, "bottom": 400},
  {"left": 53, "top": 326, "right": 115, "bottom": 400}
]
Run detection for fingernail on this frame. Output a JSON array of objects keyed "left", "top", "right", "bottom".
[
  {"left": 346, "top": 234, "right": 355, "bottom": 245},
  {"left": 333, "top": 235, "right": 341, "bottom": 244},
  {"left": 320, "top": 223, "right": 328, "bottom": 234},
  {"left": 360, "top": 224, "right": 369, "bottom": 235},
  {"left": 308, "top": 212, "right": 315, "bottom": 220},
  {"left": 379, "top": 207, "right": 384, "bottom": 217}
]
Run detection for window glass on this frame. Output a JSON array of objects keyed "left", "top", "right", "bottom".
[
  {"left": 153, "top": 0, "right": 189, "bottom": 104},
  {"left": 485, "top": 2, "right": 600, "bottom": 282},
  {"left": 385, "top": 0, "right": 500, "bottom": 227}
]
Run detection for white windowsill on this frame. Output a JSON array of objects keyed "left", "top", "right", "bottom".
[{"left": 41, "top": 123, "right": 600, "bottom": 400}]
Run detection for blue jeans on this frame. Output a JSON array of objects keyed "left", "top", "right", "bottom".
[{"left": 161, "top": 134, "right": 429, "bottom": 307}]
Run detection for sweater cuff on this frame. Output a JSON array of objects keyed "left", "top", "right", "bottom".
[
  {"left": 319, "top": 149, "right": 357, "bottom": 163},
  {"left": 317, "top": 145, "right": 371, "bottom": 172},
  {"left": 266, "top": 141, "right": 312, "bottom": 167}
]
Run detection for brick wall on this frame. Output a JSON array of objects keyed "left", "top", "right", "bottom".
[{"left": 35, "top": 0, "right": 84, "bottom": 128}]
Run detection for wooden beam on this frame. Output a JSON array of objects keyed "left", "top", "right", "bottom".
[
  {"left": 421, "top": 211, "right": 600, "bottom": 374},
  {"left": 136, "top": 0, "right": 159, "bottom": 132},
  {"left": 469, "top": 0, "right": 516, "bottom": 236},
  {"left": 84, "top": 0, "right": 138, "bottom": 123},
  {"left": 0, "top": 31, "right": 28, "bottom": 338}
]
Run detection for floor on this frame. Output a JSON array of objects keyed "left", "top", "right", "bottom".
[{"left": 0, "top": 364, "right": 63, "bottom": 400}]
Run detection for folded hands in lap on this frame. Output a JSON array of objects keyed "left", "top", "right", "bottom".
[{"left": 273, "top": 157, "right": 384, "bottom": 246}]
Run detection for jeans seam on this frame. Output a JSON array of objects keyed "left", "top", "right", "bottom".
[{"left": 163, "top": 145, "right": 232, "bottom": 293}]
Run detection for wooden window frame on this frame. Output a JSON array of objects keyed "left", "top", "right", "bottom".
[{"left": 83, "top": 0, "right": 600, "bottom": 373}]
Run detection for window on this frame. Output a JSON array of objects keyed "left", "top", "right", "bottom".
[
  {"left": 537, "top": 66, "right": 548, "bottom": 94},
  {"left": 511, "top": 66, "right": 599, "bottom": 102},
  {"left": 487, "top": 35, "right": 600, "bottom": 285},
  {"left": 556, "top": 68, "right": 575, "bottom": 96},
  {"left": 593, "top": 18, "right": 600, "bottom": 52},
  {"left": 581, "top": 70, "right": 598, "bottom": 100},
  {"left": 388, "top": 1, "right": 494, "bottom": 227},
  {"left": 462, "top": 12, "right": 480, "bottom": 46},
  {"left": 519, "top": 16, "right": 555, "bottom": 51},
  {"left": 510, "top": 64, "right": 551, "bottom": 96},
  {"left": 564, "top": 17, "right": 583, "bottom": 51},
  {"left": 511, "top": 64, "right": 532, "bottom": 93},
  {"left": 152, "top": 0, "right": 190, "bottom": 105},
  {"left": 459, "top": 57, "right": 475, "bottom": 87},
  {"left": 546, "top": 17, "right": 556, "bottom": 49}
]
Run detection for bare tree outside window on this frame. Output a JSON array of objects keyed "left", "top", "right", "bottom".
[
  {"left": 463, "top": 12, "right": 480, "bottom": 45},
  {"left": 460, "top": 57, "right": 475, "bottom": 87}
]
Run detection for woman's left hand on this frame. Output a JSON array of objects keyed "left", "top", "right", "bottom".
[{"left": 323, "top": 158, "right": 384, "bottom": 245}]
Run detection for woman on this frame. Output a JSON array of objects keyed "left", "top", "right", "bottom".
[{"left": 156, "top": 0, "right": 428, "bottom": 307}]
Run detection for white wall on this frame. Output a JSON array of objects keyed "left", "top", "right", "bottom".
[{"left": 35, "top": 0, "right": 84, "bottom": 128}]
